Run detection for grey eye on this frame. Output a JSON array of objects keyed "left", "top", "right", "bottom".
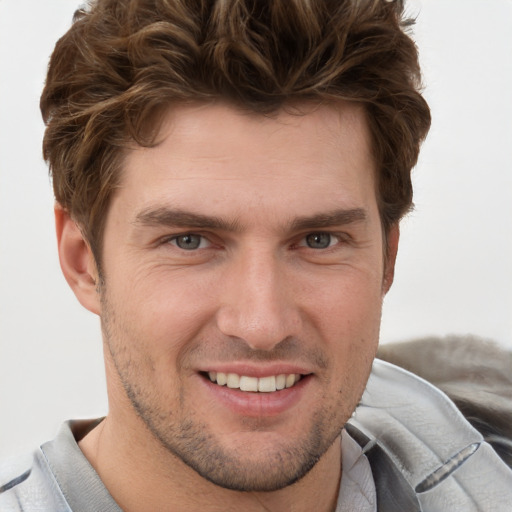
[
  {"left": 173, "top": 234, "right": 203, "bottom": 250},
  {"left": 305, "top": 233, "right": 332, "bottom": 249}
]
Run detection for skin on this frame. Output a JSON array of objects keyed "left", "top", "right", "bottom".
[{"left": 57, "top": 100, "right": 398, "bottom": 512}]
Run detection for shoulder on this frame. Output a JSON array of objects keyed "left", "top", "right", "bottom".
[
  {"left": 0, "top": 452, "right": 32, "bottom": 511},
  {"left": 377, "top": 335, "right": 512, "bottom": 467},
  {"left": 348, "top": 355, "right": 512, "bottom": 511},
  {"left": 0, "top": 449, "right": 70, "bottom": 512}
]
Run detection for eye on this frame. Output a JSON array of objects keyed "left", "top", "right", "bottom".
[
  {"left": 303, "top": 232, "right": 338, "bottom": 249},
  {"left": 169, "top": 234, "right": 209, "bottom": 251}
]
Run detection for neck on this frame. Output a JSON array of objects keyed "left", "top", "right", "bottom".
[{"left": 79, "top": 412, "right": 342, "bottom": 512}]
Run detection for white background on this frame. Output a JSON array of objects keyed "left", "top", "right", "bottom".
[{"left": 0, "top": 1, "right": 511, "bottom": 458}]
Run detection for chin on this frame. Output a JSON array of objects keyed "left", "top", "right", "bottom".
[{"left": 148, "top": 414, "right": 343, "bottom": 492}]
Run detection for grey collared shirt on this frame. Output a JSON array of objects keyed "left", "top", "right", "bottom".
[{"left": 0, "top": 420, "right": 374, "bottom": 511}]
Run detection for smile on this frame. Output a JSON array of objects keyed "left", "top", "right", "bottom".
[{"left": 207, "top": 371, "right": 302, "bottom": 393}]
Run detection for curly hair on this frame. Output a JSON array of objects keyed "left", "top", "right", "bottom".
[{"left": 41, "top": 0, "right": 431, "bottom": 260}]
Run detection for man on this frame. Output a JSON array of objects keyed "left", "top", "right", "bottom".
[{"left": 0, "top": 0, "right": 510, "bottom": 510}]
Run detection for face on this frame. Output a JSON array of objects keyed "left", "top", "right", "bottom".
[{"left": 97, "top": 101, "right": 395, "bottom": 492}]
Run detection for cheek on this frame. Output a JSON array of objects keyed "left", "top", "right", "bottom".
[
  {"left": 303, "top": 269, "right": 383, "bottom": 386},
  {"left": 104, "top": 266, "right": 220, "bottom": 364},
  {"left": 307, "top": 269, "right": 384, "bottom": 337}
]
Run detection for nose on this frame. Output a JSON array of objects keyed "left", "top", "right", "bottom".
[{"left": 216, "top": 247, "right": 301, "bottom": 351}]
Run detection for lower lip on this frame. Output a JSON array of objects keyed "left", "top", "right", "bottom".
[{"left": 198, "top": 374, "right": 311, "bottom": 417}]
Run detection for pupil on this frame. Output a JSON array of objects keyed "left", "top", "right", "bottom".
[
  {"left": 177, "top": 234, "right": 200, "bottom": 250},
  {"left": 307, "top": 233, "right": 331, "bottom": 249}
]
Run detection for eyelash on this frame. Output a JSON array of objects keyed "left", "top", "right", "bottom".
[
  {"left": 165, "top": 233, "right": 212, "bottom": 251},
  {"left": 160, "top": 231, "right": 349, "bottom": 252},
  {"left": 297, "top": 232, "right": 345, "bottom": 250}
]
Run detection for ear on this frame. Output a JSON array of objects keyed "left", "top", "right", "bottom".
[
  {"left": 382, "top": 223, "right": 399, "bottom": 294},
  {"left": 55, "top": 205, "right": 101, "bottom": 315}
]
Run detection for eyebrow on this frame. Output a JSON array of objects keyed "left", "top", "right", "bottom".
[
  {"left": 133, "top": 206, "right": 367, "bottom": 232},
  {"left": 289, "top": 208, "right": 368, "bottom": 231},
  {"left": 134, "top": 207, "right": 241, "bottom": 232}
]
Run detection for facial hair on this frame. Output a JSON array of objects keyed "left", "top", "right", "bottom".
[{"left": 99, "top": 288, "right": 368, "bottom": 492}]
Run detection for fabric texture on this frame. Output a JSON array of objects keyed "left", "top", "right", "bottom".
[
  {"left": 1, "top": 360, "right": 511, "bottom": 511},
  {"left": 346, "top": 359, "right": 512, "bottom": 511},
  {"left": 0, "top": 419, "right": 121, "bottom": 512},
  {"left": 377, "top": 336, "right": 512, "bottom": 468},
  {"left": 336, "top": 430, "right": 376, "bottom": 512}
]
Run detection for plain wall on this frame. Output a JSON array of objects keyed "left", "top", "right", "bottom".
[{"left": 0, "top": 0, "right": 511, "bottom": 458}]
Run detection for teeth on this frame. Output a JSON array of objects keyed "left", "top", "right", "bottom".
[
  {"left": 227, "top": 373, "right": 240, "bottom": 389},
  {"left": 240, "top": 376, "right": 258, "bottom": 392},
  {"left": 286, "top": 374, "right": 298, "bottom": 389},
  {"left": 208, "top": 372, "right": 302, "bottom": 392},
  {"left": 258, "top": 376, "right": 276, "bottom": 393},
  {"left": 276, "top": 374, "right": 286, "bottom": 390}
]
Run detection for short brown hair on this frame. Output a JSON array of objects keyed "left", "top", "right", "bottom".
[{"left": 41, "top": 0, "right": 431, "bottom": 260}]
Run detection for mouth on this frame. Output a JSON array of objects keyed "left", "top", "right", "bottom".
[
  {"left": 198, "top": 368, "right": 313, "bottom": 417},
  {"left": 204, "top": 371, "right": 303, "bottom": 393}
]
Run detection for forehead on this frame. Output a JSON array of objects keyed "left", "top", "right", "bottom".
[
  {"left": 114, "top": 100, "right": 377, "bottom": 225},
  {"left": 151, "top": 100, "right": 372, "bottom": 174}
]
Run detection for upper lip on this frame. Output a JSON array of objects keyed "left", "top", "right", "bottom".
[{"left": 197, "top": 363, "right": 313, "bottom": 378}]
